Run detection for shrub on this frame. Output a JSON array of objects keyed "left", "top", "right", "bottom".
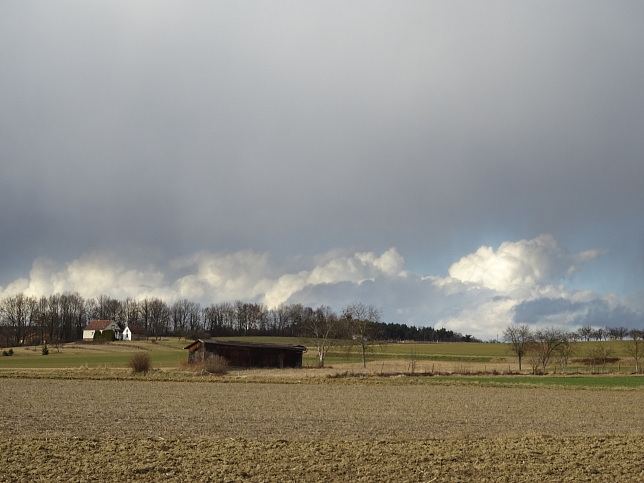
[
  {"left": 128, "top": 352, "right": 151, "bottom": 374},
  {"left": 41, "top": 343, "right": 49, "bottom": 356},
  {"left": 93, "top": 330, "right": 115, "bottom": 343},
  {"left": 203, "top": 355, "right": 229, "bottom": 375},
  {"left": 2, "top": 348, "right": 14, "bottom": 356},
  {"left": 185, "top": 355, "right": 229, "bottom": 375}
]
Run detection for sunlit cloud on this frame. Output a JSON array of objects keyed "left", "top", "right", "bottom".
[
  {"left": 2, "top": 235, "right": 638, "bottom": 340},
  {"left": 447, "top": 234, "right": 603, "bottom": 294}
]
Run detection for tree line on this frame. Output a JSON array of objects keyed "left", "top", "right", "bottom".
[
  {"left": 504, "top": 324, "right": 644, "bottom": 374},
  {"left": 0, "top": 292, "right": 471, "bottom": 348}
]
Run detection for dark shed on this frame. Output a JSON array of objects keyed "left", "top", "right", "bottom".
[{"left": 184, "top": 339, "right": 307, "bottom": 368}]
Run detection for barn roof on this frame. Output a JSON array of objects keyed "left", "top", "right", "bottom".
[
  {"left": 84, "top": 319, "right": 117, "bottom": 331},
  {"left": 184, "top": 339, "right": 307, "bottom": 353}
]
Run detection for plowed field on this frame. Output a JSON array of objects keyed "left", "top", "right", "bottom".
[{"left": 1, "top": 378, "right": 643, "bottom": 481}]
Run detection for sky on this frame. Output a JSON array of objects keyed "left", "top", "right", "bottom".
[{"left": 1, "top": 1, "right": 643, "bottom": 340}]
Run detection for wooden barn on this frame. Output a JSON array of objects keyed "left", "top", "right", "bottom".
[{"left": 184, "top": 339, "right": 307, "bottom": 368}]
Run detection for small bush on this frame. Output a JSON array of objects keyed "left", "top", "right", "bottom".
[
  {"left": 128, "top": 352, "right": 151, "bottom": 374},
  {"left": 185, "top": 355, "right": 229, "bottom": 375},
  {"left": 203, "top": 355, "right": 229, "bottom": 375},
  {"left": 41, "top": 343, "right": 49, "bottom": 356},
  {"left": 2, "top": 348, "right": 14, "bottom": 356}
]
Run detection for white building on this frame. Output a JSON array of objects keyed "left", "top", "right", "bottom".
[{"left": 82, "top": 320, "right": 122, "bottom": 341}]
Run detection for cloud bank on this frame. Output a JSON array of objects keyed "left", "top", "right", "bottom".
[
  {"left": 2, "top": 235, "right": 640, "bottom": 340},
  {"left": 1, "top": 3, "right": 643, "bottom": 340}
]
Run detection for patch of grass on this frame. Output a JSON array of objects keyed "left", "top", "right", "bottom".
[
  {"left": 2, "top": 337, "right": 639, "bottom": 376},
  {"left": 434, "top": 375, "right": 644, "bottom": 389},
  {"left": 0, "top": 340, "right": 185, "bottom": 369}
]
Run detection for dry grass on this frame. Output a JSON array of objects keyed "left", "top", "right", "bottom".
[{"left": 181, "top": 355, "right": 230, "bottom": 375}]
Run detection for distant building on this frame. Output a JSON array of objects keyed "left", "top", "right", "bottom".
[
  {"left": 184, "top": 339, "right": 307, "bottom": 368},
  {"left": 122, "top": 323, "right": 147, "bottom": 341},
  {"left": 122, "top": 324, "right": 132, "bottom": 341},
  {"left": 82, "top": 320, "right": 121, "bottom": 341}
]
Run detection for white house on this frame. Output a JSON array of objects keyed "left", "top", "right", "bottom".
[
  {"left": 82, "top": 320, "right": 121, "bottom": 341},
  {"left": 122, "top": 324, "right": 132, "bottom": 341}
]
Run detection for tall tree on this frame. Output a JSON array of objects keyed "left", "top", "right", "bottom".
[
  {"left": 122, "top": 298, "right": 140, "bottom": 330},
  {"left": 303, "top": 305, "right": 339, "bottom": 367},
  {"left": 0, "top": 294, "right": 38, "bottom": 345},
  {"left": 59, "top": 292, "right": 85, "bottom": 342},
  {"left": 626, "top": 329, "right": 644, "bottom": 374},
  {"left": 576, "top": 325, "right": 593, "bottom": 342},
  {"left": 342, "top": 302, "right": 382, "bottom": 369},
  {"left": 529, "top": 328, "right": 564, "bottom": 374},
  {"left": 148, "top": 298, "right": 170, "bottom": 338},
  {"left": 503, "top": 324, "right": 532, "bottom": 371},
  {"left": 555, "top": 332, "right": 576, "bottom": 373},
  {"left": 171, "top": 299, "right": 192, "bottom": 335}
]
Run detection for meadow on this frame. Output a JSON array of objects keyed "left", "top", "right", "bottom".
[
  {"left": 1, "top": 336, "right": 639, "bottom": 371},
  {"left": 1, "top": 338, "right": 643, "bottom": 481}
]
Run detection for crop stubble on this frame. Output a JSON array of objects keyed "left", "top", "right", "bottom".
[{"left": 1, "top": 378, "right": 643, "bottom": 481}]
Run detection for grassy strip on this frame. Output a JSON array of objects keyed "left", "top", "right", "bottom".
[
  {"left": 0, "top": 351, "right": 185, "bottom": 368},
  {"left": 426, "top": 374, "right": 644, "bottom": 389},
  {"left": 2, "top": 366, "right": 643, "bottom": 390}
]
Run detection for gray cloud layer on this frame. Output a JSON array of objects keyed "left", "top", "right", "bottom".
[{"left": 2, "top": 2, "right": 643, "bottom": 337}]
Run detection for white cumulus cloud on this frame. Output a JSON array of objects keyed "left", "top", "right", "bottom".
[
  {"left": 0, "top": 236, "right": 639, "bottom": 341},
  {"left": 447, "top": 234, "right": 603, "bottom": 294}
]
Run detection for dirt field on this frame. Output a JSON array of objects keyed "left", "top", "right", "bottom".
[{"left": 1, "top": 377, "right": 643, "bottom": 481}]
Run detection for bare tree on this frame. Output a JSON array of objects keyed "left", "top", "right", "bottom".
[
  {"left": 626, "top": 329, "right": 644, "bottom": 374},
  {"left": 341, "top": 302, "right": 382, "bottom": 369},
  {"left": 171, "top": 299, "right": 192, "bottom": 336},
  {"left": 148, "top": 298, "right": 170, "bottom": 338},
  {"left": 586, "top": 343, "right": 614, "bottom": 373},
  {"left": 0, "top": 294, "right": 38, "bottom": 346},
  {"left": 138, "top": 298, "right": 152, "bottom": 337},
  {"left": 528, "top": 328, "right": 564, "bottom": 374},
  {"left": 555, "top": 332, "right": 576, "bottom": 373},
  {"left": 189, "top": 301, "right": 203, "bottom": 335},
  {"left": 503, "top": 324, "right": 532, "bottom": 371},
  {"left": 235, "top": 301, "right": 267, "bottom": 334},
  {"left": 58, "top": 292, "right": 86, "bottom": 342},
  {"left": 591, "top": 328, "right": 605, "bottom": 341},
  {"left": 576, "top": 325, "right": 593, "bottom": 342},
  {"left": 607, "top": 326, "right": 629, "bottom": 340},
  {"left": 90, "top": 294, "right": 122, "bottom": 323},
  {"left": 123, "top": 298, "right": 140, "bottom": 330},
  {"left": 269, "top": 304, "right": 290, "bottom": 336},
  {"left": 303, "top": 305, "right": 339, "bottom": 367},
  {"left": 203, "top": 302, "right": 236, "bottom": 335}
]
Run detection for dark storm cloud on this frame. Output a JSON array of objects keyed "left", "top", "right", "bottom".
[
  {"left": 513, "top": 298, "right": 582, "bottom": 324},
  {"left": 514, "top": 297, "right": 644, "bottom": 330},
  {"left": 1, "top": 2, "right": 644, "bottom": 338}
]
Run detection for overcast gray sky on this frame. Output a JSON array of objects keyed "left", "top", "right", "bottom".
[{"left": 1, "top": 1, "right": 643, "bottom": 339}]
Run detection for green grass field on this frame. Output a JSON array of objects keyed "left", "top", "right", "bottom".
[
  {"left": 0, "top": 339, "right": 186, "bottom": 369},
  {"left": 0, "top": 337, "right": 640, "bottom": 376},
  {"left": 433, "top": 374, "right": 644, "bottom": 388}
]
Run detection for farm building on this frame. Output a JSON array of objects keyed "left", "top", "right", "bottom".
[
  {"left": 82, "top": 320, "right": 121, "bottom": 341},
  {"left": 184, "top": 339, "right": 307, "bottom": 368}
]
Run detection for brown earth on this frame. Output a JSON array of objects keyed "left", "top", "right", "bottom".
[{"left": 1, "top": 378, "right": 643, "bottom": 481}]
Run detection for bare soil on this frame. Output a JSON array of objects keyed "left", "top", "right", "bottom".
[{"left": 1, "top": 378, "right": 643, "bottom": 481}]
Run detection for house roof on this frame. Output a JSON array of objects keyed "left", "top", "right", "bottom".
[
  {"left": 84, "top": 319, "right": 118, "bottom": 331},
  {"left": 184, "top": 339, "right": 307, "bottom": 353}
]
